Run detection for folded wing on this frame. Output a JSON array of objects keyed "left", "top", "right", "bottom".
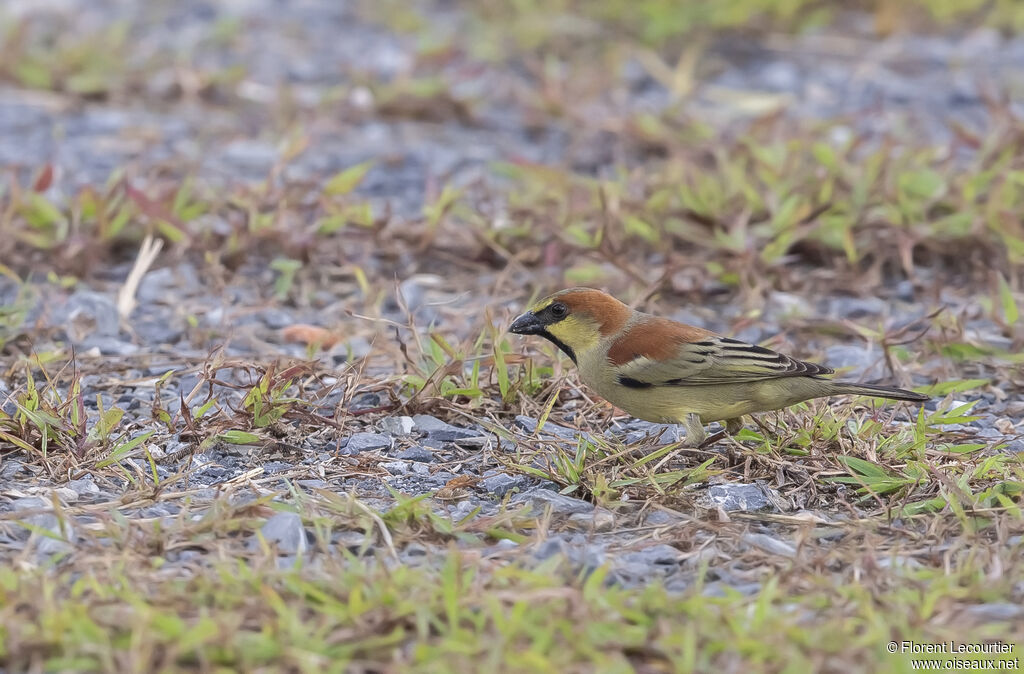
[{"left": 611, "top": 330, "right": 832, "bottom": 387}]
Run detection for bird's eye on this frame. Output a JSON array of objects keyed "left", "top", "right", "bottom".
[{"left": 550, "top": 302, "right": 568, "bottom": 318}]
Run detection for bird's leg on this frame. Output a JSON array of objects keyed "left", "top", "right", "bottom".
[
  {"left": 683, "top": 413, "right": 707, "bottom": 448},
  {"left": 725, "top": 417, "right": 744, "bottom": 435}
]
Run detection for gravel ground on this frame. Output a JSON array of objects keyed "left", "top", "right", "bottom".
[{"left": 2, "top": 0, "right": 1023, "bottom": 593}]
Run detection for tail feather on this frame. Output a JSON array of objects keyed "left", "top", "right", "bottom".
[{"left": 830, "top": 382, "right": 929, "bottom": 403}]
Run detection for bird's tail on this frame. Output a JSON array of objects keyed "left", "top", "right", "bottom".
[{"left": 829, "top": 382, "right": 929, "bottom": 403}]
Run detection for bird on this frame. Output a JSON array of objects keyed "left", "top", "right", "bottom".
[{"left": 508, "top": 287, "right": 929, "bottom": 447}]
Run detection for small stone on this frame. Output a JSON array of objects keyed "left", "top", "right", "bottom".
[
  {"left": 531, "top": 538, "right": 605, "bottom": 570},
  {"left": 80, "top": 335, "right": 139, "bottom": 356},
  {"left": 137, "top": 265, "right": 198, "bottom": 304},
  {"left": 682, "top": 545, "right": 721, "bottom": 568},
  {"left": 620, "top": 543, "right": 682, "bottom": 567},
  {"left": 642, "top": 510, "right": 678, "bottom": 526},
  {"left": 260, "top": 512, "right": 307, "bottom": 555},
  {"left": 703, "top": 582, "right": 763, "bottom": 597},
  {"left": 412, "top": 415, "right": 478, "bottom": 442},
  {"left": 741, "top": 533, "right": 797, "bottom": 558},
  {"left": 512, "top": 488, "right": 593, "bottom": 515},
  {"left": 827, "top": 295, "right": 887, "bottom": 319},
  {"left": 616, "top": 421, "right": 683, "bottom": 445},
  {"left": 381, "top": 461, "right": 410, "bottom": 475},
  {"left": 410, "top": 462, "right": 430, "bottom": 475},
  {"left": 824, "top": 344, "right": 884, "bottom": 380},
  {"left": 256, "top": 308, "right": 294, "bottom": 330},
  {"left": 349, "top": 392, "right": 382, "bottom": 410},
  {"left": 1, "top": 459, "right": 25, "bottom": 479},
  {"left": 764, "top": 291, "right": 811, "bottom": 319},
  {"left": 1002, "top": 401, "right": 1024, "bottom": 418},
  {"left": 381, "top": 416, "right": 415, "bottom": 435},
  {"left": 451, "top": 435, "right": 490, "bottom": 448},
  {"left": 11, "top": 496, "right": 46, "bottom": 512},
  {"left": 53, "top": 487, "right": 78, "bottom": 504},
  {"left": 568, "top": 508, "right": 616, "bottom": 532},
  {"left": 343, "top": 432, "right": 392, "bottom": 454},
  {"left": 703, "top": 483, "right": 778, "bottom": 512},
  {"left": 395, "top": 446, "right": 434, "bottom": 462},
  {"left": 57, "top": 289, "right": 120, "bottom": 338},
  {"left": 12, "top": 497, "right": 75, "bottom": 555},
  {"left": 514, "top": 415, "right": 581, "bottom": 440},
  {"left": 532, "top": 538, "right": 570, "bottom": 562},
  {"left": 481, "top": 471, "right": 531, "bottom": 497},
  {"left": 402, "top": 542, "right": 430, "bottom": 559},
  {"left": 1002, "top": 439, "right": 1024, "bottom": 453},
  {"left": 960, "top": 603, "right": 1024, "bottom": 623}
]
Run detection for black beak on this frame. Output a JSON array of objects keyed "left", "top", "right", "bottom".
[{"left": 509, "top": 311, "right": 546, "bottom": 335}]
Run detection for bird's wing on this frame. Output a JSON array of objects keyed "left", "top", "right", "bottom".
[{"left": 611, "top": 333, "right": 833, "bottom": 387}]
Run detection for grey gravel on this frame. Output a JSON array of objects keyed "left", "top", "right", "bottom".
[
  {"left": 381, "top": 461, "right": 410, "bottom": 475},
  {"left": 642, "top": 510, "right": 680, "bottom": 526},
  {"left": 343, "top": 432, "right": 393, "bottom": 454},
  {"left": 741, "top": 533, "right": 798, "bottom": 558},
  {"left": 56, "top": 289, "right": 120, "bottom": 338},
  {"left": 481, "top": 471, "right": 533, "bottom": 497},
  {"left": 704, "top": 483, "right": 779, "bottom": 512},
  {"left": 513, "top": 488, "right": 593, "bottom": 515},
  {"left": 412, "top": 414, "right": 479, "bottom": 442},
  {"left": 567, "top": 508, "right": 616, "bottom": 532},
  {"left": 620, "top": 544, "right": 682, "bottom": 567},
  {"left": 514, "top": 415, "right": 585, "bottom": 441},
  {"left": 959, "top": 603, "right": 1024, "bottom": 623},
  {"left": 824, "top": 344, "right": 885, "bottom": 380},
  {"left": 531, "top": 538, "right": 605, "bottom": 571},
  {"left": 11, "top": 496, "right": 75, "bottom": 556},
  {"left": 394, "top": 446, "right": 435, "bottom": 462},
  {"left": 66, "top": 479, "right": 101, "bottom": 500},
  {"left": 380, "top": 416, "right": 416, "bottom": 436},
  {"left": 260, "top": 512, "right": 307, "bottom": 555},
  {"left": 0, "top": 0, "right": 1018, "bottom": 601}
]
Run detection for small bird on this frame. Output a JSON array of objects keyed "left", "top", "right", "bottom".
[{"left": 509, "top": 288, "right": 929, "bottom": 446}]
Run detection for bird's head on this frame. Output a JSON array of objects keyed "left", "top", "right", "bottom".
[{"left": 509, "top": 288, "right": 631, "bottom": 364}]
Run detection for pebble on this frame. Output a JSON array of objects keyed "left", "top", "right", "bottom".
[
  {"left": 741, "top": 533, "right": 797, "bottom": 558},
  {"left": 260, "top": 512, "right": 307, "bottom": 555},
  {"left": 412, "top": 415, "right": 479, "bottom": 442},
  {"left": 824, "top": 344, "right": 884, "bottom": 380},
  {"left": 514, "top": 415, "right": 584, "bottom": 440},
  {"left": 567, "top": 508, "right": 616, "bottom": 532},
  {"left": 481, "top": 471, "right": 532, "bottom": 497},
  {"left": 620, "top": 544, "right": 682, "bottom": 567},
  {"left": 11, "top": 496, "right": 75, "bottom": 556},
  {"left": 703, "top": 483, "right": 779, "bottom": 512},
  {"left": 381, "top": 461, "right": 410, "bottom": 475},
  {"left": 642, "top": 510, "right": 679, "bottom": 526},
  {"left": 137, "top": 264, "right": 200, "bottom": 303},
  {"left": 57, "top": 289, "right": 120, "bottom": 337},
  {"left": 512, "top": 488, "right": 594, "bottom": 515},
  {"left": 959, "top": 603, "right": 1024, "bottom": 623},
  {"left": 381, "top": 416, "right": 416, "bottom": 435},
  {"left": 343, "top": 432, "right": 393, "bottom": 454},
  {"left": 395, "top": 446, "right": 435, "bottom": 462}
]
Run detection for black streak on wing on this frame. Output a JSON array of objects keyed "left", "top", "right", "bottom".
[
  {"left": 618, "top": 376, "right": 652, "bottom": 389},
  {"left": 721, "top": 343, "right": 778, "bottom": 356}
]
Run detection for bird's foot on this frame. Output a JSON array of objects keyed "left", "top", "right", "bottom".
[
  {"left": 725, "top": 417, "right": 744, "bottom": 435},
  {"left": 682, "top": 413, "right": 706, "bottom": 448}
]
